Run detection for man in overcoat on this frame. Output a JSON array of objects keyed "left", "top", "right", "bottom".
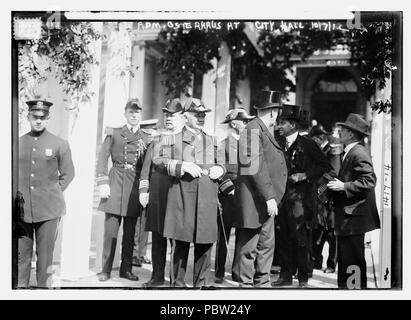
[
  {"left": 18, "top": 99, "right": 75, "bottom": 287},
  {"left": 138, "top": 98, "right": 186, "bottom": 287},
  {"left": 231, "top": 90, "right": 288, "bottom": 287},
  {"left": 272, "top": 105, "right": 331, "bottom": 288},
  {"left": 96, "top": 98, "right": 150, "bottom": 281},
  {"left": 153, "top": 98, "right": 226, "bottom": 287},
  {"left": 327, "top": 113, "right": 380, "bottom": 288}
]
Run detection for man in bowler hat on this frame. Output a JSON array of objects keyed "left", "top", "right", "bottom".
[
  {"left": 272, "top": 105, "right": 330, "bottom": 288},
  {"left": 327, "top": 113, "right": 380, "bottom": 288},
  {"left": 231, "top": 90, "right": 288, "bottom": 287},
  {"left": 17, "top": 99, "right": 75, "bottom": 287},
  {"left": 214, "top": 108, "right": 255, "bottom": 284},
  {"left": 96, "top": 98, "right": 150, "bottom": 282}
]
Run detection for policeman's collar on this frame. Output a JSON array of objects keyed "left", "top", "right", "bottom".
[{"left": 29, "top": 129, "right": 46, "bottom": 137}]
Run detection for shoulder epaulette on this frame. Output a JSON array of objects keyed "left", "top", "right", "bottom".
[{"left": 104, "top": 127, "right": 114, "bottom": 136}]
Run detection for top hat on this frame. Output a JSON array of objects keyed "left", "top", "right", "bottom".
[
  {"left": 336, "top": 113, "right": 370, "bottom": 136},
  {"left": 125, "top": 98, "right": 142, "bottom": 110},
  {"left": 26, "top": 99, "right": 53, "bottom": 114},
  {"left": 300, "top": 109, "right": 310, "bottom": 126},
  {"left": 309, "top": 125, "right": 329, "bottom": 137},
  {"left": 279, "top": 104, "right": 303, "bottom": 122},
  {"left": 222, "top": 108, "right": 255, "bottom": 124},
  {"left": 162, "top": 98, "right": 184, "bottom": 114},
  {"left": 253, "top": 90, "right": 283, "bottom": 110},
  {"left": 184, "top": 98, "right": 211, "bottom": 113}
]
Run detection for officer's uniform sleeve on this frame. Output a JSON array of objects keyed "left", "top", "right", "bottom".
[
  {"left": 139, "top": 142, "right": 153, "bottom": 194},
  {"left": 58, "top": 139, "right": 75, "bottom": 191},
  {"left": 217, "top": 139, "right": 233, "bottom": 194},
  {"left": 96, "top": 128, "right": 113, "bottom": 186},
  {"left": 239, "top": 128, "right": 276, "bottom": 202},
  {"left": 152, "top": 135, "right": 184, "bottom": 179}
]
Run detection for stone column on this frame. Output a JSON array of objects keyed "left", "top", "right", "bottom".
[{"left": 58, "top": 22, "right": 103, "bottom": 281}]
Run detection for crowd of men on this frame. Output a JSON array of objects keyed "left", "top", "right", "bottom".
[{"left": 16, "top": 89, "right": 380, "bottom": 289}]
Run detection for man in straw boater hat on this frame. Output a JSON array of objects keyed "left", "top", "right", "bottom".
[
  {"left": 272, "top": 104, "right": 330, "bottom": 288},
  {"left": 152, "top": 97, "right": 226, "bottom": 288},
  {"left": 17, "top": 98, "right": 75, "bottom": 287},
  {"left": 138, "top": 98, "right": 186, "bottom": 287},
  {"left": 327, "top": 113, "right": 380, "bottom": 289},
  {"left": 214, "top": 108, "right": 255, "bottom": 284},
  {"left": 96, "top": 98, "right": 150, "bottom": 282},
  {"left": 231, "top": 89, "right": 288, "bottom": 287}
]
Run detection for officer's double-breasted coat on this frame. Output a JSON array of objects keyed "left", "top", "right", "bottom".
[
  {"left": 97, "top": 125, "right": 150, "bottom": 217},
  {"left": 18, "top": 130, "right": 75, "bottom": 223},
  {"left": 152, "top": 127, "right": 226, "bottom": 244}
]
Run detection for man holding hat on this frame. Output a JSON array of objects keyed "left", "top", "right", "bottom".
[
  {"left": 17, "top": 99, "right": 75, "bottom": 287},
  {"left": 96, "top": 98, "right": 150, "bottom": 282},
  {"left": 273, "top": 105, "right": 330, "bottom": 288},
  {"left": 138, "top": 98, "right": 186, "bottom": 287},
  {"left": 152, "top": 97, "right": 226, "bottom": 287},
  {"left": 309, "top": 124, "right": 342, "bottom": 273},
  {"left": 231, "top": 89, "right": 288, "bottom": 287},
  {"left": 214, "top": 108, "right": 255, "bottom": 284},
  {"left": 327, "top": 113, "right": 380, "bottom": 289}
]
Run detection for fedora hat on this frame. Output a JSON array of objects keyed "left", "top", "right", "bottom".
[
  {"left": 221, "top": 108, "right": 255, "bottom": 124},
  {"left": 253, "top": 90, "right": 283, "bottom": 110},
  {"left": 162, "top": 98, "right": 184, "bottom": 114},
  {"left": 336, "top": 113, "right": 370, "bottom": 136}
]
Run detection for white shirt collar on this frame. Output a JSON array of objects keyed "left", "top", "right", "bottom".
[
  {"left": 321, "top": 141, "right": 329, "bottom": 150},
  {"left": 286, "top": 131, "right": 299, "bottom": 148},
  {"left": 126, "top": 124, "right": 139, "bottom": 133},
  {"left": 343, "top": 142, "right": 359, "bottom": 161}
]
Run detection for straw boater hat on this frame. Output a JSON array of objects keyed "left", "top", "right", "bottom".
[{"left": 336, "top": 113, "right": 370, "bottom": 136}]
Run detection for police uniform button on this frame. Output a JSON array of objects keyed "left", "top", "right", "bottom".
[
  {"left": 30, "top": 186, "right": 34, "bottom": 190},
  {"left": 33, "top": 148, "right": 36, "bottom": 152},
  {"left": 31, "top": 173, "right": 34, "bottom": 177},
  {"left": 32, "top": 161, "right": 35, "bottom": 164},
  {"left": 34, "top": 137, "right": 38, "bottom": 141}
]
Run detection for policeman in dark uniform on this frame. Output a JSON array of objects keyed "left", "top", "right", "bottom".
[
  {"left": 214, "top": 108, "right": 254, "bottom": 284},
  {"left": 96, "top": 98, "right": 150, "bottom": 282},
  {"left": 139, "top": 99, "right": 186, "bottom": 287},
  {"left": 272, "top": 105, "right": 331, "bottom": 288},
  {"left": 18, "top": 99, "right": 75, "bottom": 287},
  {"left": 153, "top": 98, "right": 226, "bottom": 288},
  {"left": 309, "top": 125, "right": 342, "bottom": 273}
]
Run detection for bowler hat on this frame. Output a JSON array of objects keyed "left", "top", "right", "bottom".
[
  {"left": 336, "top": 113, "right": 370, "bottom": 136},
  {"left": 162, "top": 98, "right": 184, "bottom": 114},
  {"left": 26, "top": 99, "right": 53, "bottom": 114},
  {"left": 222, "top": 108, "right": 255, "bottom": 124},
  {"left": 125, "top": 98, "right": 142, "bottom": 110},
  {"left": 309, "top": 125, "right": 329, "bottom": 137},
  {"left": 280, "top": 104, "right": 303, "bottom": 122},
  {"left": 253, "top": 90, "right": 282, "bottom": 110},
  {"left": 184, "top": 98, "right": 211, "bottom": 113}
]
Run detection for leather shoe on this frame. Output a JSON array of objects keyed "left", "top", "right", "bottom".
[
  {"left": 271, "top": 278, "right": 293, "bottom": 287},
  {"left": 298, "top": 281, "right": 308, "bottom": 288},
  {"left": 132, "top": 256, "right": 142, "bottom": 267},
  {"left": 119, "top": 271, "right": 139, "bottom": 281},
  {"left": 143, "top": 279, "right": 165, "bottom": 288},
  {"left": 139, "top": 256, "right": 151, "bottom": 264},
  {"left": 214, "top": 276, "right": 224, "bottom": 284},
  {"left": 324, "top": 267, "right": 335, "bottom": 274},
  {"left": 97, "top": 272, "right": 110, "bottom": 282}
]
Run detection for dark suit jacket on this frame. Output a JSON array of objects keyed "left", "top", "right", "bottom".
[
  {"left": 233, "top": 118, "right": 288, "bottom": 229},
  {"left": 333, "top": 143, "right": 380, "bottom": 236}
]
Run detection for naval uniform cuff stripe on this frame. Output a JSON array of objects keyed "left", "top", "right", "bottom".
[
  {"left": 219, "top": 180, "right": 234, "bottom": 192},
  {"left": 139, "top": 180, "right": 149, "bottom": 189}
]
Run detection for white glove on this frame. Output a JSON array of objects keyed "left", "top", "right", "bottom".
[
  {"left": 266, "top": 198, "right": 278, "bottom": 217},
  {"left": 181, "top": 162, "right": 203, "bottom": 178},
  {"left": 209, "top": 166, "right": 224, "bottom": 180},
  {"left": 139, "top": 193, "right": 149, "bottom": 208},
  {"left": 99, "top": 184, "right": 111, "bottom": 199}
]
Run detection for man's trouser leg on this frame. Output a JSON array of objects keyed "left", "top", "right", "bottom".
[
  {"left": 134, "top": 210, "right": 149, "bottom": 260},
  {"left": 254, "top": 215, "right": 275, "bottom": 286},
  {"left": 17, "top": 221, "right": 34, "bottom": 288},
  {"left": 278, "top": 208, "right": 294, "bottom": 281},
  {"left": 193, "top": 243, "right": 213, "bottom": 287},
  {"left": 151, "top": 231, "right": 167, "bottom": 281},
  {"left": 232, "top": 227, "right": 260, "bottom": 286},
  {"left": 231, "top": 229, "right": 241, "bottom": 282},
  {"left": 102, "top": 213, "right": 121, "bottom": 273},
  {"left": 326, "top": 229, "right": 337, "bottom": 269},
  {"left": 172, "top": 240, "right": 190, "bottom": 287},
  {"left": 215, "top": 218, "right": 231, "bottom": 279},
  {"left": 337, "top": 234, "right": 366, "bottom": 289},
  {"left": 120, "top": 216, "right": 137, "bottom": 273},
  {"left": 312, "top": 226, "right": 326, "bottom": 269},
  {"left": 295, "top": 222, "right": 309, "bottom": 283},
  {"left": 34, "top": 218, "right": 59, "bottom": 287}
]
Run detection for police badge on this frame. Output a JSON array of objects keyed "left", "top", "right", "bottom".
[{"left": 45, "top": 149, "right": 53, "bottom": 156}]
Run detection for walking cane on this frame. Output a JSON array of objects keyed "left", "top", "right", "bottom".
[
  {"left": 217, "top": 198, "right": 232, "bottom": 264},
  {"left": 169, "top": 238, "right": 176, "bottom": 286}
]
